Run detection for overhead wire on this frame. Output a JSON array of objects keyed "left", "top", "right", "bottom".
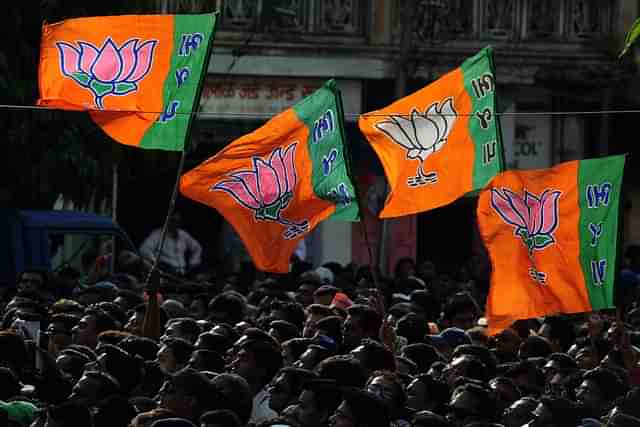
[{"left": 1, "top": 103, "right": 640, "bottom": 119}]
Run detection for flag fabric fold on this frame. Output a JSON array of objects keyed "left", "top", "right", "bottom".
[
  {"left": 180, "top": 80, "right": 359, "bottom": 273},
  {"left": 358, "top": 46, "right": 504, "bottom": 218},
  {"left": 477, "top": 155, "right": 626, "bottom": 335},
  {"left": 38, "top": 13, "right": 217, "bottom": 150}
]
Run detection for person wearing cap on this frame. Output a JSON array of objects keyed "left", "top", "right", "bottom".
[{"left": 425, "top": 327, "right": 471, "bottom": 360}]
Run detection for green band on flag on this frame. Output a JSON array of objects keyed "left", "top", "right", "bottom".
[
  {"left": 578, "top": 154, "right": 626, "bottom": 310},
  {"left": 294, "top": 79, "right": 359, "bottom": 221},
  {"left": 140, "top": 13, "right": 217, "bottom": 150},
  {"left": 462, "top": 46, "right": 504, "bottom": 190}
]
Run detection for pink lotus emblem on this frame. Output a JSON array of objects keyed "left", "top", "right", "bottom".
[
  {"left": 212, "top": 142, "right": 309, "bottom": 239},
  {"left": 491, "top": 188, "right": 561, "bottom": 253},
  {"left": 56, "top": 37, "right": 158, "bottom": 109}
]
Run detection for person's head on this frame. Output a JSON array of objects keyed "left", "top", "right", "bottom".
[
  {"left": 411, "top": 410, "right": 452, "bottom": 427},
  {"left": 296, "top": 280, "right": 319, "bottom": 307},
  {"left": 441, "top": 293, "right": 479, "bottom": 331},
  {"left": 442, "top": 355, "right": 489, "bottom": 387},
  {"left": 294, "top": 344, "right": 332, "bottom": 371},
  {"left": 315, "top": 355, "right": 368, "bottom": 389},
  {"left": 285, "top": 379, "right": 342, "bottom": 427},
  {"left": 518, "top": 335, "right": 553, "bottom": 359},
  {"left": 268, "top": 367, "right": 317, "bottom": 414},
  {"left": 163, "top": 318, "right": 201, "bottom": 344},
  {"left": 187, "top": 349, "right": 225, "bottom": 373},
  {"left": 72, "top": 308, "right": 118, "bottom": 349},
  {"left": 446, "top": 383, "right": 495, "bottom": 427},
  {"left": 504, "top": 360, "right": 545, "bottom": 396},
  {"left": 313, "top": 285, "right": 339, "bottom": 306},
  {"left": 343, "top": 305, "right": 382, "bottom": 351},
  {"left": 315, "top": 316, "right": 343, "bottom": 347},
  {"left": 501, "top": 396, "right": 537, "bottom": 427},
  {"left": 47, "top": 313, "right": 80, "bottom": 356},
  {"left": 365, "top": 371, "right": 406, "bottom": 416},
  {"left": 488, "top": 376, "right": 520, "bottom": 417},
  {"left": 525, "top": 395, "right": 581, "bottom": 427},
  {"left": 93, "top": 394, "right": 137, "bottom": 427},
  {"left": 229, "top": 337, "right": 282, "bottom": 393},
  {"left": 16, "top": 270, "right": 46, "bottom": 294},
  {"left": 44, "top": 401, "right": 93, "bottom": 427},
  {"left": 281, "top": 337, "right": 312, "bottom": 367},
  {"left": 329, "top": 387, "right": 390, "bottom": 427},
  {"left": 207, "top": 292, "right": 246, "bottom": 324},
  {"left": 157, "top": 337, "right": 194, "bottom": 375},
  {"left": 537, "top": 315, "right": 575, "bottom": 353},
  {"left": 394, "top": 257, "right": 416, "bottom": 280},
  {"left": 69, "top": 370, "right": 120, "bottom": 407},
  {"left": 401, "top": 343, "right": 444, "bottom": 374},
  {"left": 494, "top": 328, "right": 522, "bottom": 358},
  {"left": 156, "top": 368, "right": 214, "bottom": 422},
  {"left": 199, "top": 409, "right": 243, "bottom": 427},
  {"left": 87, "top": 344, "right": 143, "bottom": 395},
  {"left": 349, "top": 338, "right": 395, "bottom": 376},
  {"left": 210, "top": 373, "right": 253, "bottom": 424},
  {"left": 118, "top": 335, "right": 160, "bottom": 361},
  {"left": 194, "top": 332, "right": 232, "bottom": 355},
  {"left": 303, "top": 304, "right": 334, "bottom": 338},
  {"left": 268, "top": 320, "right": 300, "bottom": 344},
  {"left": 407, "top": 374, "right": 450, "bottom": 413},
  {"left": 56, "top": 348, "right": 92, "bottom": 381},
  {"left": 577, "top": 367, "right": 627, "bottom": 415}
]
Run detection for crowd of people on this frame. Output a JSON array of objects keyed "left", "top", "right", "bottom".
[{"left": 2, "top": 239, "right": 640, "bottom": 427}]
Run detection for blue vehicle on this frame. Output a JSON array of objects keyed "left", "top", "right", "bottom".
[{"left": 0, "top": 209, "right": 136, "bottom": 287}]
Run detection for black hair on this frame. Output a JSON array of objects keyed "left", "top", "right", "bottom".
[
  {"left": 354, "top": 338, "right": 396, "bottom": 373},
  {"left": 162, "top": 337, "right": 195, "bottom": 366},
  {"left": 118, "top": 335, "right": 159, "bottom": 361},
  {"left": 347, "top": 304, "right": 382, "bottom": 338},
  {"left": 200, "top": 409, "right": 242, "bottom": 427}
]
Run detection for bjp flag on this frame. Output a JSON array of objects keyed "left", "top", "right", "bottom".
[
  {"left": 180, "top": 80, "right": 359, "bottom": 273},
  {"left": 38, "top": 13, "right": 217, "bottom": 150},
  {"left": 359, "top": 47, "right": 504, "bottom": 218},
  {"left": 477, "top": 155, "right": 626, "bottom": 335}
]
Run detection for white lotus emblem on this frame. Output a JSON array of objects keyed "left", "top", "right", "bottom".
[{"left": 375, "top": 97, "right": 457, "bottom": 187}]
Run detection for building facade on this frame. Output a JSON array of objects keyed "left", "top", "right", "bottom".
[{"left": 181, "top": 0, "right": 638, "bottom": 272}]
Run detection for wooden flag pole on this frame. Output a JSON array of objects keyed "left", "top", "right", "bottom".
[{"left": 144, "top": 13, "right": 219, "bottom": 286}]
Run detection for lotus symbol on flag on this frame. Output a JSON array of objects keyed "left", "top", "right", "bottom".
[
  {"left": 491, "top": 188, "right": 561, "bottom": 254},
  {"left": 212, "top": 142, "right": 309, "bottom": 240},
  {"left": 56, "top": 37, "right": 158, "bottom": 109},
  {"left": 375, "top": 97, "right": 456, "bottom": 187}
]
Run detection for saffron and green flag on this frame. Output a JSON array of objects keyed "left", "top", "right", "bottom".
[
  {"left": 180, "top": 79, "right": 359, "bottom": 273},
  {"left": 38, "top": 13, "right": 217, "bottom": 150},
  {"left": 477, "top": 155, "right": 626, "bottom": 335},
  {"left": 358, "top": 46, "right": 504, "bottom": 218}
]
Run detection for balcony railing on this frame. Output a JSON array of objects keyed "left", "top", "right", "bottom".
[
  {"left": 214, "top": 0, "right": 364, "bottom": 36},
  {"left": 398, "top": 0, "right": 614, "bottom": 43}
]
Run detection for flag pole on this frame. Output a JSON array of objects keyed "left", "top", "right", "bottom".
[{"left": 144, "top": 13, "right": 219, "bottom": 286}]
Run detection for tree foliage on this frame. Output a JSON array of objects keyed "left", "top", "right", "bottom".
[{"left": 1, "top": 0, "right": 213, "bottom": 209}]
